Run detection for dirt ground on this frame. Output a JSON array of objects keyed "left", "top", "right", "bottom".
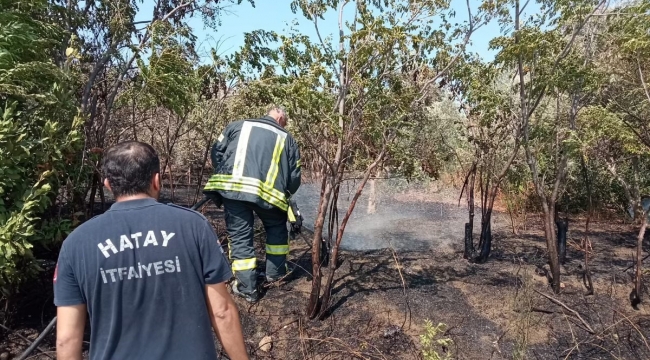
[{"left": 1, "top": 182, "right": 649, "bottom": 359}]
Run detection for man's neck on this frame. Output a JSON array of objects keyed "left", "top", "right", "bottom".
[
  {"left": 115, "top": 193, "right": 154, "bottom": 202},
  {"left": 261, "top": 115, "right": 284, "bottom": 128}
]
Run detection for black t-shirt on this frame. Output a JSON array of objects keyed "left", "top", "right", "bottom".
[{"left": 54, "top": 198, "right": 232, "bottom": 360}]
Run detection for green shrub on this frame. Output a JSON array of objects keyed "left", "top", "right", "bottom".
[
  {"left": 420, "top": 319, "right": 453, "bottom": 360},
  {"left": 0, "top": 0, "right": 82, "bottom": 297}
]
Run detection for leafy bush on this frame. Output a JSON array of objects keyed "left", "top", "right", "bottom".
[
  {"left": 0, "top": 0, "right": 82, "bottom": 297},
  {"left": 420, "top": 319, "right": 453, "bottom": 360}
]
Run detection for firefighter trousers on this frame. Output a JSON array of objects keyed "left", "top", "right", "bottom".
[{"left": 222, "top": 197, "right": 289, "bottom": 295}]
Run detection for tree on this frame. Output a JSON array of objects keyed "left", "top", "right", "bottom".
[
  {"left": 229, "top": 0, "right": 486, "bottom": 318},
  {"left": 581, "top": 8, "right": 650, "bottom": 300},
  {"left": 63, "top": 0, "right": 251, "bottom": 216},
  {"left": 453, "top": 62, "right": 523, "bottom": 262},
  {"left": 488, "top": 0, "right": 604, "bottom": 293},
  {"left": 0, "top": 0, "right": 82, "bottom": 297},
  {"left": 129, "top": 20, "right": 202, "bottom": 200},
  {"left": 581, "top": 105, "right": 650, "bottom": 306},
  {"left": 596, "top": 2, "right": 650, "bottom": 306},
  {"left": 0, "top": 0, "right": 255, "bottom": 308}
]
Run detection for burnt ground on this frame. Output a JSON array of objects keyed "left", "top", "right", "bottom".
[{"left": 1, "top": 183, "right": 649, "bottom": 360}]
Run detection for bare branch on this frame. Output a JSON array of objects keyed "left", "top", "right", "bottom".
[
  {"left": 534, "top": 290, "right": 595, "bottom": 334},
  {"left": 82, "top": 49, "right": 113, "bottom": 112},
  {"left": 637, "top": 57, "right": 650, "bottom": 105},
  {"left": 0, "top": 322, "right": 55, "bottom": 360},
  {"left": 297, "top": 121, "right": 337, "bottom": 175},
  {"left": 338, "top": 0, "right": 350, "bottom": 78},
  {"left": 519, "top": 0, "right": 531, "bottom": 16},
  {"left": 305, "top": 2, "right": 340, "bottom": 79},
  {"left": 605, "top": 158, "right": 635, "bottom": 208},
  {"left": 517, "top": 0, "right": 544, "bottom": 200},
  {"left": 526, "top": 0, "right": 606, "bottom": 118}
]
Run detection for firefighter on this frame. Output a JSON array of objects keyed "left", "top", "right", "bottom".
[{"left": 204, "top": 106, "right": 301, "bottom": 303}]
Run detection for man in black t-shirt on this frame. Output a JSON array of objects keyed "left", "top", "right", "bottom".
[{"left": 54, "top": 141, "right": 249, "bottom": 360}]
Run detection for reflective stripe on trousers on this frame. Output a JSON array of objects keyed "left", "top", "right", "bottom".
[
  {"left": 266, "top": 244, "right": 289, "bottom": 255},
  {"left": 232, "top": 258, "right": 256, "bottom": 271}
]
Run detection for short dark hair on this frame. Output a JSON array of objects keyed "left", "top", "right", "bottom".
[{"left": 102, "top": 141, "right": 160, "bottom": 198}]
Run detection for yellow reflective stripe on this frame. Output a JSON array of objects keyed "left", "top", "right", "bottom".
[
  {"left": 232, "top": 258, "right": 256, "bottom": 271},
  {"left": 266, "top": 244, "right": 289, "bottom": 255},
  {"left": 207, "top": 174, "right": 286, "bottom": 200},
  {"left": 205, "top": 174, "right": 288, "bottom": 209},
  {"left": 210, "top": 182, "right": 288, "bottom": 211},
  {"left": 205, "top": 179, "right": 285, "bottom": 206},
  {"left": 264, "top": 135, "right": 285, "bottom": 187},
  {"left": 296, "top": 159, "right": 301, "bottom": 168},
  {"left": 217, "top": 133, "right": 224, "bottom": 142},
  {"left": 287, "top": 207, "right": 296, "bottom": 222},
  {"left": 205, "top": 176, "right": 288, "bottom": 211}
]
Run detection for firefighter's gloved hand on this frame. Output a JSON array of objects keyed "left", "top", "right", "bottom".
[
  {"left": 290, "top": 220, "right": 302, "bottom": 236},
  {"left": 202, "top": 191, "right": 223, "bottom": 208},
  {"left": 290, "top": 213, "right": 303, "bottom": 233},
  {"left": 287, "top": 199, "right": 303, "bottom": 239}
]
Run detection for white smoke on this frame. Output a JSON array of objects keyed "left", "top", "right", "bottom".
[{"left": 292, "top": 178, "right": 494, "bottom": 253}]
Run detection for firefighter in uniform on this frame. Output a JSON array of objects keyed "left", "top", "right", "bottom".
[{"left": 203, "top": 107, "right": 301, "bottom": 303}]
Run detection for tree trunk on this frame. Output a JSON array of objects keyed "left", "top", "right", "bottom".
[
  {"left": 326, "top": 181, "right": 341, "bottom": 269},
  {"left": 310, "top": 0, "right": 348, "bottom": 319},
  {"left": 87, "top": 170, "right": 99, "bottom": 217},
  {"left": 631, "top": 213, "right": 647, "bottom": 308},
  {"left": 464, "top": 166, "right": 476, "bottom": 260},
  {"left": 98, "top": 177, "right": 105, "bottom": 213},
  {"left": 464, "top": 223, "right": 473, "bottom": 260},
  {"left": 307, "top": 175, "right": 333, "bottom": 318},
  {"left": 556, "top": 217, "right": 568, "bottom": 265},
  {"left": 319, "top": 231, "right": 331, "bottom": 267},
  {"left": 169, "top": 163, "right": 175, "bottom": 202},
  {"left": 160, "top": 157, "right": 170, "bottom": 191},
  {"left": 476, "top": 214, "right": 492, "bottom": 263},
  {"left": 186, "top": 167, "right": 190, "bottom": 204},
  {"left": 318, "top": 159, "right": 380, "bottom": 319},
  {"left": 582, "top": 234, "right": 594, "bottom": 295},
  {"left": 131, "top": 94, "right": 138, "bottom": 141},
  {"left": 507, "top": 196, "right": 519, "bottom": 236},
  {"left": 543, "top": 202, "right": 562, "bottom": 293},
  {"left": 327, "top": 183, "right": 339, "bottom": 248},
  {"left": 194, "top": 142, "right": 213, "bottom": 204},
  {"left": 580, "top": 154, "right": 594, "bottom": 295},
  {"left": 475, "top": 182, "right": 501, "bottom": 263}
]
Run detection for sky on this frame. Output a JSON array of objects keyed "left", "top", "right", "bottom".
[
  {"left": 136, "top": 0, "right": 541, "bottom": 64},
  {"left": 197, "top": 0, "right": 499, "bottom": 60}
]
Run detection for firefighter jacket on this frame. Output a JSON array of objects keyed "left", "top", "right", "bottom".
[{"left": 204, "top": 115, "right": 301, "bottom": 212}]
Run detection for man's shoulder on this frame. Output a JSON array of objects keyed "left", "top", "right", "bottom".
[
  {"left": 226, "top": 119, "right": 247, "bottom": 130},
  {"left": 60, "top": 213, "right": 108, "bottom": 248},
  {"left": 246, "top": 117, "right": 289, "bottom": 133},
  {"left": 284, "top": 131, "right": 298, "bottom": 146},
  {"left": 68, "top": 212, "right": 106, "bottom": 234},
  {"left": 67, "top": 203, "right": 208, "bottom": 235}
]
